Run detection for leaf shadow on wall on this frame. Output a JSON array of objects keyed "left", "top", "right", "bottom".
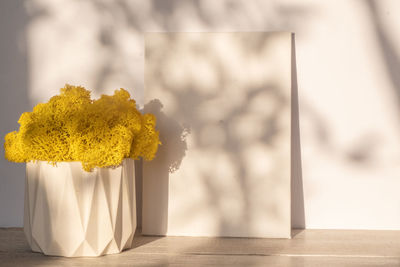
[{"left": 366, "top": 0, "right": 400, "bottom": 125}]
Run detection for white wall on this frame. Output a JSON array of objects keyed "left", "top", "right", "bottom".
[{"left": 1, "top": 0, "right": 400, "bottom": 229}]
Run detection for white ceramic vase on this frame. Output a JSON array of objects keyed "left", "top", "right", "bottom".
[{"left": 23, "top": 159, "right": 136, "bottom": 257}]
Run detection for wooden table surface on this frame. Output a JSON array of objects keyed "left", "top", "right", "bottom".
[{"left": 1, "top": 228, "right": 400, "bottom": 266}]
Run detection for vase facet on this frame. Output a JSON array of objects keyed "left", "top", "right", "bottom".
[{"left": 24, "top": 159, "right": 136, "bottom": 257}]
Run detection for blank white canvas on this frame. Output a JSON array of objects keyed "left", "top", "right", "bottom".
[{"left": 143, "top": 32, "right": 292, "bottom": 238}]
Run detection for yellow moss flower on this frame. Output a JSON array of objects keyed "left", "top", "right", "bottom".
[{"left": 4, "top": 84, "right": 160, "bottom": 171}]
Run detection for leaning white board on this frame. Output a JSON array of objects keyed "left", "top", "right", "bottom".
[{"left": 143, "top": 32, "right": 292, "bottom": 238}]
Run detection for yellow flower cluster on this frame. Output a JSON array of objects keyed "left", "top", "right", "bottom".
[{"left": 4, "top": 84, "right": 160, "bottom": 171}]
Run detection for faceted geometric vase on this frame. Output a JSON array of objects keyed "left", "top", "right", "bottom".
[{"left": 24, "top": 159, "right": 136, "bottom": 257}]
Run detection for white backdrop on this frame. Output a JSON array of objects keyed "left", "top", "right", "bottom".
[{"left": 1, "top": 0, "right": 400, "bottom": 229}]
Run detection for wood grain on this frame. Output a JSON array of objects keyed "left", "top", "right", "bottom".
[{"left": 1, "top": 228, "right": 400, "bottom": 266}]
